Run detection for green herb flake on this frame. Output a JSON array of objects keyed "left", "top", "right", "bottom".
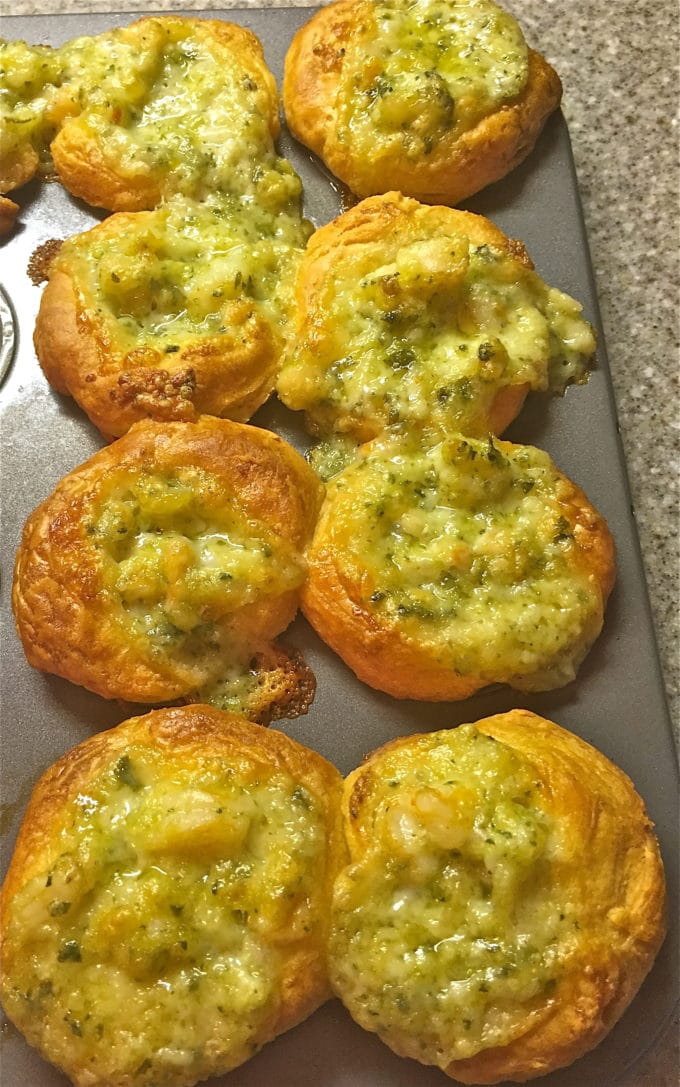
[
  {"left": 114, "top": 755, "right": 142, "bottom": 791},
  {"left": 385, "top": 344, "right": 416, "bottom": 371},
  {"left": 291, "top": 786, "right": 312, "bottom": 809},
  {"left": 64, "top": 1012, "right": 82, "bottom": 1036},
  {"left": 57, "top": 941, "right": 81, "bottom": 963},
  {"left": 49, "top": 900, "right": 71, "bottom": 917}
]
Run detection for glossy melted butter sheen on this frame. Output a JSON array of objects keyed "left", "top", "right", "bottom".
[
  {"left": 59, "top": 22, "right": 294, "bottom": 205},
  {"left": 2, "top": 746, "right": 326, "bottom": 1084},
  {"left": 0, "top": 40, "right": 62, "bottom": 179},
  {"left": 338, "top": 0, "right": 528, "bottom": 158},
  {"left": 329, "top": 435, "right": 602, "bottom": 688},
  {"left": 330, "top": 725, "right": 571, "bottom": 1065},
  {"left": 62, "top": 195, "right": 312, "bottom": 351},
  {"left": 1, "top": 19, "right": 303, "bottom": 210},
  {"left": 278, "top": 232, "right": 595, "bottom": 451},
  {"left": 89, "top": 470, "right": 304, "bottom": 687}
]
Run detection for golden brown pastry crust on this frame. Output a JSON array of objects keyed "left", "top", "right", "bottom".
[
  {"left": 210, "top": 642, "right": 317, "bottom": 727},
  {"left": 279, "top": 193, "right": 537, "bottom": 443},
  {"left": 283, "top": 0, "right": 562, "bottom": 204},
  {"left": 35, "top": 247, "right": 280, "bottom": 439},
  {"left": 0, "top": 194, "right": 20, "bottom": 236},
  {"left": 337, "top": 710, "right": 666, "bottom": 1084},
  {"left": 52, "top": 115, "right": 163, "bottom": 214},
  {"left": 0, "top": 142, "right": 39, "bottom": 194},
  {"left": 301, "top": 436, "right": 615, "bottom": 701},
  {"left": 0, "top": 704, "right": 347, "bottom": 1086},
  {"left": 12, "top": 418, "right": 323, "bottom": 704},
  {"left": 51, "top": 17, "right": 279, "bottom": 213}
]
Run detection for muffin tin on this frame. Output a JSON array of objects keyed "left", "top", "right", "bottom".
[{"left": 0, "top": 9, "right": 677, "bottom": 1086}]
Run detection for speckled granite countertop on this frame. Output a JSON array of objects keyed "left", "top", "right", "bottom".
[{"left": 3, "top": 1, "right": 679, "bottom": 1084}]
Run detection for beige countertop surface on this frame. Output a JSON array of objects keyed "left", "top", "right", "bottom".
[{"left": 2, "top": 1, "right": 678, "bottom": 1085}]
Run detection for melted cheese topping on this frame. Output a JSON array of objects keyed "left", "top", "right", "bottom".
[
  {"left": 58, "top": 20, "right": 292, "bottom": 207},
  {"left": 336, "top": 0, "right": 529, "bottom": 160},
  {"left": 89, "top": 469, "right": 305, "bottom": 695},
  {"left": 60, "top": 194, "right": 312, "bottom": 352},
  {"left": 198, "top": 663, "right": 275, "bottom": 717},
  {"left": 2, "top": 20, "right": 303, "bottom": 212},
  {"left": 0, "top": 39, "right": 63, "bottom": 182},
  {"left": 53, "top": 25, "right": 163, "bottom": 122},
  {"left": 330, "top": 725, "right": 574, "bottom": 1066},
  {"left": 1, "top": 745, "right": 327, "bottom": 1084},
  {"left": 323, "top": 434, "right": 606, "bottom": 689},
  {"left": 278, "top": 226, "right": 595, "bottom": 450}
]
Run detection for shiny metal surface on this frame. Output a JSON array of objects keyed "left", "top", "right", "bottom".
[
  {"left": 0, "top": 9, "right": 677, "bottom": 1087},
  {"left": 0, "top": 284, "right": 17, "bottom": 388}
]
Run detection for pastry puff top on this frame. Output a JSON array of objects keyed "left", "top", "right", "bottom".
[{"left": 330, "top": 709, "right": 666, "bottom": 1083}]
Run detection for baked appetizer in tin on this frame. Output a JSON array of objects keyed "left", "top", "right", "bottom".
[
  {"left": 50, "top": 16, "right": 285, "bottom": 212},
  {"left": 1, "top": 16, "right": 303, "bottom": 213},
  {"left": 35, "top": 194, "right": 312, "bottom": 437},
  {"left": 0, "top": 705, "right": 346, "bottom": 1087},
  {"left": 0, "top": 36, "right": 62, "bottom": 194},
  {"left": 12, "top": 418, "right": 323, "bottom": 720},
  {"left": 283, "top": 0, "right": 562, "bottom": 205},
  {"left": 277, "top": 193, "right": 595, "bottom": 463},
  {"left": 302, "top": 431, "right": 615, "bottom": 700},
  {"left": 330, "top": 710, "right": 666, "bottom": 1083}
]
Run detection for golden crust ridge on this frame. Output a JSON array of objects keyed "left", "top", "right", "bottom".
[
  {"left": 12, "top": 418, "right": 323, "bottom": 709},
  {"left": 332, "top": 709, "right": 666, "bottom": 1083},
  {"left": 283, "top": 1, "right": 562, "bottom": 204},
  {"left": 0, "top": 705, "right": 347, "bottom": 1087}
]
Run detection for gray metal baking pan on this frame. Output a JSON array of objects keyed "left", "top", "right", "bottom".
[{"left": 1, "top": 9, "right": 677, "bottom": 1086}]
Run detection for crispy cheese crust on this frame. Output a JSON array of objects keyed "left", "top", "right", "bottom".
[
  {"left": 330, "top": 710, "right": 666, "bottom": 1083},
  {"left": 301, "top": 432, "right": 615, "bottom": 700},
  {"left": 12, "top": 418, "right": 323, "bottom": 713},
  {"left": 277, "top": 193, "right": 595, "bottom": 447},
  {"left": 283, "top": 0, "right": 562, "bottom": 204},
  {"left": 0, "top": 705, "right": 346, "bottom": 1087},
  {"left": 35, "top": 196, "right": 311, "bottom": 438}
]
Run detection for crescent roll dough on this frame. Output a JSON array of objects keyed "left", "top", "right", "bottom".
[
  {"left": 1, "top": 16, "right": 300, "bottom": 213},
  {"left": 277, "top": 193, "right": 595, "bottom": 453},
  {"left": 301, "top": 431, "right": 615, "bottom": 699},
  {"left": 12, "top": 418, "right": 323, "bottom": 719},
  {"left": 0, "top": 37, "right": 63, "bottom": 193},
  {"left": 329, "top": 709, "right": 666, "bottom": 1083},
  {"left": 0, "top": 705, "right": 346, "bottom": 1087},
  {"left": 283, "top": 0, "right": 562, "bottom": 204},
  {"left": 35, "top": 194, "right": 312, "bottom": 438}
]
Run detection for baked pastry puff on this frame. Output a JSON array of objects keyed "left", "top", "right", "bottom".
[
  {"left": 283, "top": 0, "right": 562, "bottom": 205},
  {"left": 1, "top": 16, "right": 303, "bottom": 213},
  {"left": 329, "top": 710, "right": 666, "bottom": 1083},
  {"left": 35, "top": 194, "right": 312, "bottom": 438},
  {"left": 277, "top": 193, "right": 595, "bottom": 454},
  {"left": 0, "top": 37, "right": 63, "bottom": 194},
  {"left": 12, "top": 418, "right": 323, "bottom": 720},
  {"left": 50, "top": 16, "right": 284, "bottom": 212},
  {"left": 0, "top": 705, "right": 346, "bottom": 1087},
  {"left": 301, "top": 431, "right": 615, "bottom": 699}
]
